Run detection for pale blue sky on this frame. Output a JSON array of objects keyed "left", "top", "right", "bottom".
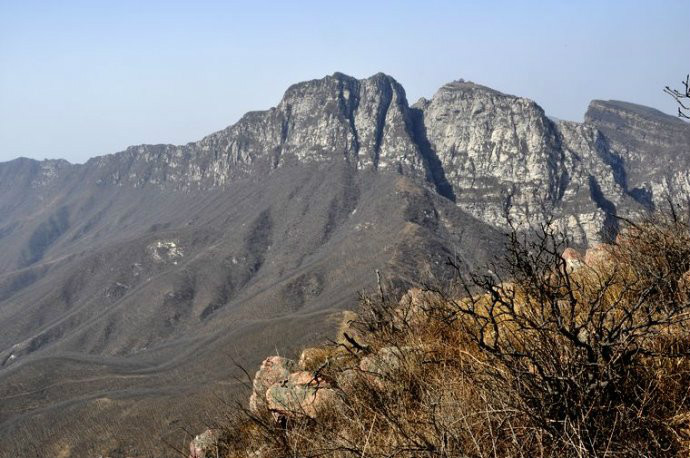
[{"left": 1, "top": 0, "right": 688, "bottom": 163}]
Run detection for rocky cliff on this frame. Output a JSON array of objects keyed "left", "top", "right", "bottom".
[
  {"left": 67, "top": 73, "right": 427, "bottom": 190},
  {"left": 414, "top": 80, "right": 689, "bottom": 243}
]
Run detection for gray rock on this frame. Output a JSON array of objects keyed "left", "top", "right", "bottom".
[
  {"left": 249, "top": 356, "right": 297, "bottom": 414},
  {"left": 412, "top": 80, "right": 669, "bottom": 244},
  {"left": 265, "top": 370, "right": 336, "bottom": 419},
  {"left": 188, "top": 429, "right": 220, "bottom": 458}
]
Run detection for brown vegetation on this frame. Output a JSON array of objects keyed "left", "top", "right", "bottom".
[{"left": 207, "top": 210, "right": 690, "bottom": 458}]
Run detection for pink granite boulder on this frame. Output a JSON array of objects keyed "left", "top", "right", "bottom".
[{"left": 249, "top": 356, "right": 297, "bottom": 414}]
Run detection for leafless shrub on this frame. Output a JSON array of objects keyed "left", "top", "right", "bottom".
[
  {"left": 216, "top": 209, "right": 690, "bottom": 458},
  {"left": 665, "top": 75, "right": 690, "bottom": 119},
  {"left": 452, "top": 210, "right": 690, "bottom": 456}
]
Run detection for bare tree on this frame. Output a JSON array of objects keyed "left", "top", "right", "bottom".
[{"left": 665, "top": 75, "right": 690, "bottom": 119}]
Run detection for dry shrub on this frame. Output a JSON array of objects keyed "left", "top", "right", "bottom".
[{"left": 217, "top": 210, "right": 690, "bottom": 458}]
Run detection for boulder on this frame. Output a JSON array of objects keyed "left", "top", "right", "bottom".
[
  {"left": 249, "top": 356, "right": 296, "bottom": 414},
  {"left": 562, "top": 247, "right": 584, "bottom": 269},
  {"left": 188, "top": 429, "right": 219, "bottom": 458},
  {"left": 359, "top": 346, "right": 422, "bottom": 379},
  {"left": 265, "top": 371, "right": 336, "bottom": 419}
]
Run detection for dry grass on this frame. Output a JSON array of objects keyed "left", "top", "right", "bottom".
[{"left": 213, "top": 210, "right": 690, "bottom": 458}]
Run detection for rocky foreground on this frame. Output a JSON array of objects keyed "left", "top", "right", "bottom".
[{"left": 188, "top": 224, "right": 690, "bottom": 458}]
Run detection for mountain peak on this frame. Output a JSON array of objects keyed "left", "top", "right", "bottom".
[
  {"left": 279, "top": 72, "right": 404, "bottom": 106},
  {"left": 438, "top": 79, "right": 510, "bottom": 97},
  {"left": 584, "top": 98, "right": 690, "bottom": 188},
  {"left": 586, "top": 99, "right": 686, "bottom": 124},
  {"left": 274, "top": 72, "right": 420, "bottom": 173}
]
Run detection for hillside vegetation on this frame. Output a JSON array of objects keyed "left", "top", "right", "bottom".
[{"left": 196, "top": 209, "right": 690, "bottom": 458}]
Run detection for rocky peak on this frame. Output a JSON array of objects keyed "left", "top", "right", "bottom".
[
  {"left": 434, "top": 79, "right": 517, "bottom": 100},
  {"left": 273, "top": 71, "right": 423, "bottom": 171},
  {"left": 586, "top": 99, "right": 687, "bottom": 128},
  {"left": 415, "top": 78, "right": 569, "bottom": 230},
  {"left": 585, "top": 99, "right": 690, "bottom": 154},
  {"left": 584, "top": 99, "right": 690, "bottom": 203},
  {"left": 411, "top": 79, "right": 668, "bottom": 243},
  {"left": 81, "top": 72, "right": 429, "bottom": 190},
  {"left": 0, "top": 157, "right": 73, "bottom": 191}
]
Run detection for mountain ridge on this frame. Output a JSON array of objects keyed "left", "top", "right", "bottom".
[{"left": 3, "top": 73, "right": 687, "bottom": 215}]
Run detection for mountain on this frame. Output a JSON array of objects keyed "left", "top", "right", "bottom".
[
  {"left": 0, "top": 72, "right": 688, "bottom": 457},
  {"left": 414, "top": 80, "right": 689, "bottom": 241}
]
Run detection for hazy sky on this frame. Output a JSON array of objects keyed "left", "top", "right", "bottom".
[{"left": 1, "top": 0, "right": 688, "bottom": 163}]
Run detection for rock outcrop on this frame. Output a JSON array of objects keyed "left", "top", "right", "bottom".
[
  {"left": 413, "top": 80, "right": 669, "bottom": 243},
  {"left": 188, "top": 429, "right": 220, "bottom": 458},
  {"left": 249, "top": 356, "right": 297, "bottom": 414},
  {"left": 265, "top": 371, "right": 336, "bottom": 419},
  {"left": 78, "top": 73, "right": 429, "bottom": 190},
  {"left": 247, "top": 356, "right": 336, "bottom": 421}
]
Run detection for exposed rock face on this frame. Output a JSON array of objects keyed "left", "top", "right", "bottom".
[
  {"left": 3, "top": 73, "right": 687, "bottom": 247},
  {"left": 248, "top": 357, "right": 336, "bottom": 420},
  {"left": 80, "top": 73, "right": 427, "bottom": 190},
  {"left": 265, "top": 371, "right": 336, "bottom": 419},
  {"left": 414, "top": 81, "right": 567, "bottom": 222},
  {"left": 274, "top": 73, "right": 425, "bottom": 174},
  {"left": 188, "top": 429, "right": 220, "bottom": 458},
  {"left": 585, "top": 100, "right": 690, "bottom": 209},
  {"left": 249, "top": 356, "right": 297, "bottom": 414},
  {"left": 412, "top": 80, "right": 682, "bottom": 243}
]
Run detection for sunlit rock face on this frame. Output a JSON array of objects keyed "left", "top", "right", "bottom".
[
  {"left": 82, "top": 73, "right": 429, "bottom": 190},
  {"left": 585, "top": 100, "right": 690, "bottom": 210},
  {"left": 411, "top": 80, "right": 682, "bottom": 244}
]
